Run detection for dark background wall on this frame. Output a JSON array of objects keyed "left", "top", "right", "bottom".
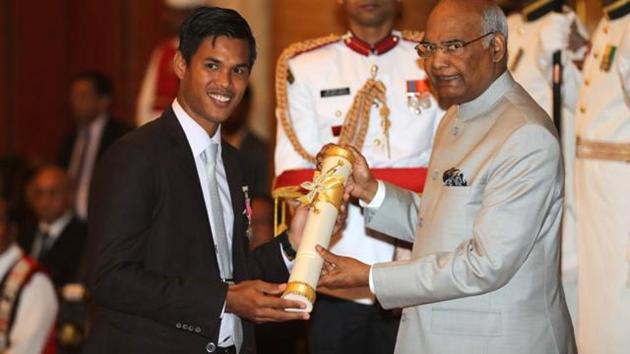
[{"left": 0, "top": 0, "right": 168, "bottom": 161}]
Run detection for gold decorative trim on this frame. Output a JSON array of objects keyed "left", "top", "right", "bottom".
[
  {"left": 604, "top": 0, "right": 629, "bottom": 16},
  {"left": 400, "top": 30, "right": 425, "bottom": 43},
  {"left": 576, "top": 137, "right": 630, "bottom": 162},
  {"left": 523, "top": 0, "right": 554, "bottom": 18},
  {"left": 276, "top": 34, "right": 343, "bottom": 164},
  {"left": 320, "top": 145, "right": 355, "bottom": 165},
  {"left": 284, "top": 281, "right": 316, "bottom": 304}
]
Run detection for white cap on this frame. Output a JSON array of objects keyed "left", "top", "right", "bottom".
[{"left": 165, "top": 0, "right": 208, "bottom": 10}]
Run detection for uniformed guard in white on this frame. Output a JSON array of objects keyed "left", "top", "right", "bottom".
[
  {"left": 573, "top": 0, "right": 630, "bottom": 352},
  {"left": 506, "top": 0, "right": 589, "bottom": 325},
  {"left": 273, "top": 1, "right": 443, "bottom": 352}
]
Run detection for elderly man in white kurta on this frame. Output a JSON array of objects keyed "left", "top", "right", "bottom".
[{"left": 316, "top": 1, "right": 576, "bottom": 353}]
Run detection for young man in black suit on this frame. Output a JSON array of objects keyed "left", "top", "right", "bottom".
[
  {"left": 58, "top": 71, "right": 129, "bottom": 220},
  {"left": 84, "top": 7, "right": 313, "bottom": 354}
]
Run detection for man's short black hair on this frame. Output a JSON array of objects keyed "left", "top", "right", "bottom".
[
  {"left": 178, "top": 7, "right": 257, "bottom": 68},
  {"left": 72, "top": 71, "right": 113, "bottom": 97}
]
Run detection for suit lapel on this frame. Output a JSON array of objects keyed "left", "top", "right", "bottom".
[
  {"left": 162, "top": 109, "right": 222, "bottom": 271},
  {"left": 163, "top": 109, "right": 206, "bottom": 193}
]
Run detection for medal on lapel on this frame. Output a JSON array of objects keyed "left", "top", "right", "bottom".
[
  {"left": 600, "top": 44, "right": 617, "bottom": 72},
  {"left": 242, "top": 186, "right": 253, "bottom": 241},
  {"left": 406, "top": 79, "right": 432, "bottom": 114}
]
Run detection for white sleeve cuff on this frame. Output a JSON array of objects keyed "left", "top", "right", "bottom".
[
  {"left": 368, "top": 265, "right": 376, "bottom": 294},
  {"left": 359, "top": 180, "right": 386, "bottom": 210}
]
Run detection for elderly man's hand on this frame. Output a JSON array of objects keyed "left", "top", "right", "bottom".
[
  {"left": 316, "top": 245, "right": 370, "bottom": 289},
  {"left": 316, "top": 144, "right": 377, "bottom": 204}
]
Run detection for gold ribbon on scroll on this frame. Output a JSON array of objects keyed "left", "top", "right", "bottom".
[{"left": 282, "top": 144, "right": 354, "bottom": 313}]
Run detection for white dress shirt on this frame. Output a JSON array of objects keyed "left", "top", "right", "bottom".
[
  {"left": 69, "top": 115, "right": 107, "bottom": 220},
  {"left": 30, "top": 211, "right": 73, "bottom": 260},
  {"left": 0, "top": 244, "right": 58, "bottom": 354},
  {"left": 172, "top": 100, "right": 239, "bottom": 349}
]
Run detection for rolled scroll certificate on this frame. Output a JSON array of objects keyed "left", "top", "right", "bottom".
[{"left": 282, "top": 145, "right": 354, "bottom": 313}]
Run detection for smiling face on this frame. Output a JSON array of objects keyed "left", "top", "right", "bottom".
[
  {"left": 174, "top": 36, "right": 250, "bottom": 135},
  {"left": 423, "top": 1, "right": 506, "bottom": 108},
  {"left": 340, "top": 0, "right": 399, "bottom": 28}
]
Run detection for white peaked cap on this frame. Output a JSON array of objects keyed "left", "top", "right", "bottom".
[{"left": 165, "top": 0, "right": 209, "bottom": 10}]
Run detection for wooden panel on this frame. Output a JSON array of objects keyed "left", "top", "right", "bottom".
[
  {"left": 11, "top": 0, "right": 72, "bottom": 161},
  {"left": 66, "top": 0, "right": 126, "bottom": 118},
  {"left": 6, "top": 0, "right": 165, "bottom": 160},
  {"left": 0, "top": 0, "right": 9, "bottom": 155}
]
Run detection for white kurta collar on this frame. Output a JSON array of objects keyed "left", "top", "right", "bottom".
[{"left": 457, "top": 70, "right": 515, "bottom": 121}]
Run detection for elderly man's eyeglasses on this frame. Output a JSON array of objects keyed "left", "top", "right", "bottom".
[{"left": 415, "top": 32, "right": 496, "bottom": 58}]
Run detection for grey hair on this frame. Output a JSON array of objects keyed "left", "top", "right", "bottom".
[{"left": 481, "top": 4, "right": 508, "bottom": 46}]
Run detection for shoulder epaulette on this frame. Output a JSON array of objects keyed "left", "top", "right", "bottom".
[
  {"left": 400, "top": 30, "right": 425, "bottom": 43},
  {"left": 275, "top": 34, "right": 343, "bottom": 164}
]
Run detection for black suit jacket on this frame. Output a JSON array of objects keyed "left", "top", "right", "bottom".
[
  {"left": 84, "top": 108, "right": 289, "bottom": 354},
  {"left": 18, "top": 216, "right": 87, "bottom": 287},
  {"left": 58, "top": 117, "right": 130, "bottom": 169}
]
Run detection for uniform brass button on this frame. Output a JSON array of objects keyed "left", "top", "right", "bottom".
[
  {"left": 585, "top": 79, "right": 590, "bottom": 86},
  {"left": 604, "top": 26, "right": 609, "bottom": 34},
  {"left": 579, "top": 106, "right": 586, "bottom": 114}
]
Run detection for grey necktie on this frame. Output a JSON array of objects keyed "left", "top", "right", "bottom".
[{"left": 205, "top": 144, "right": 233, "bottom": 281}]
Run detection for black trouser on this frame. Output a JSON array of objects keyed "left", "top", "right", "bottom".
[
  {"left": 309, "top": 294, "right": 400, "bottom": 354},
  {"left": 255, "top": 321, "right": 308, "bottom": 354},
  {"left": 215, "top": 345, "right": 236, "bottom": 354}
]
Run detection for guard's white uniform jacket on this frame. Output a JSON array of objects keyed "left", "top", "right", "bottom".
[
  {"left": 574, "top": 8, "right": 630, "bottom": 354},
  {"left": 275, "top": 31, "right": 444, "bottom": 303},
  {"left": 0, "top": 244, "right": 57, "bottom": 354},
  {"left": 507, "top": 10, "right": 583, "bottom": 324}
]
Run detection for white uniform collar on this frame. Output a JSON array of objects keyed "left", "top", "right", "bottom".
[
  {"left": 171, "top": 99, "right": 222, "bottom": 158},
  {"left": 457, "top": 70, "right": 515, "bottom": 121},
  {"left": 342, "top": 30, "right": 401, "bottom": 56}
]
